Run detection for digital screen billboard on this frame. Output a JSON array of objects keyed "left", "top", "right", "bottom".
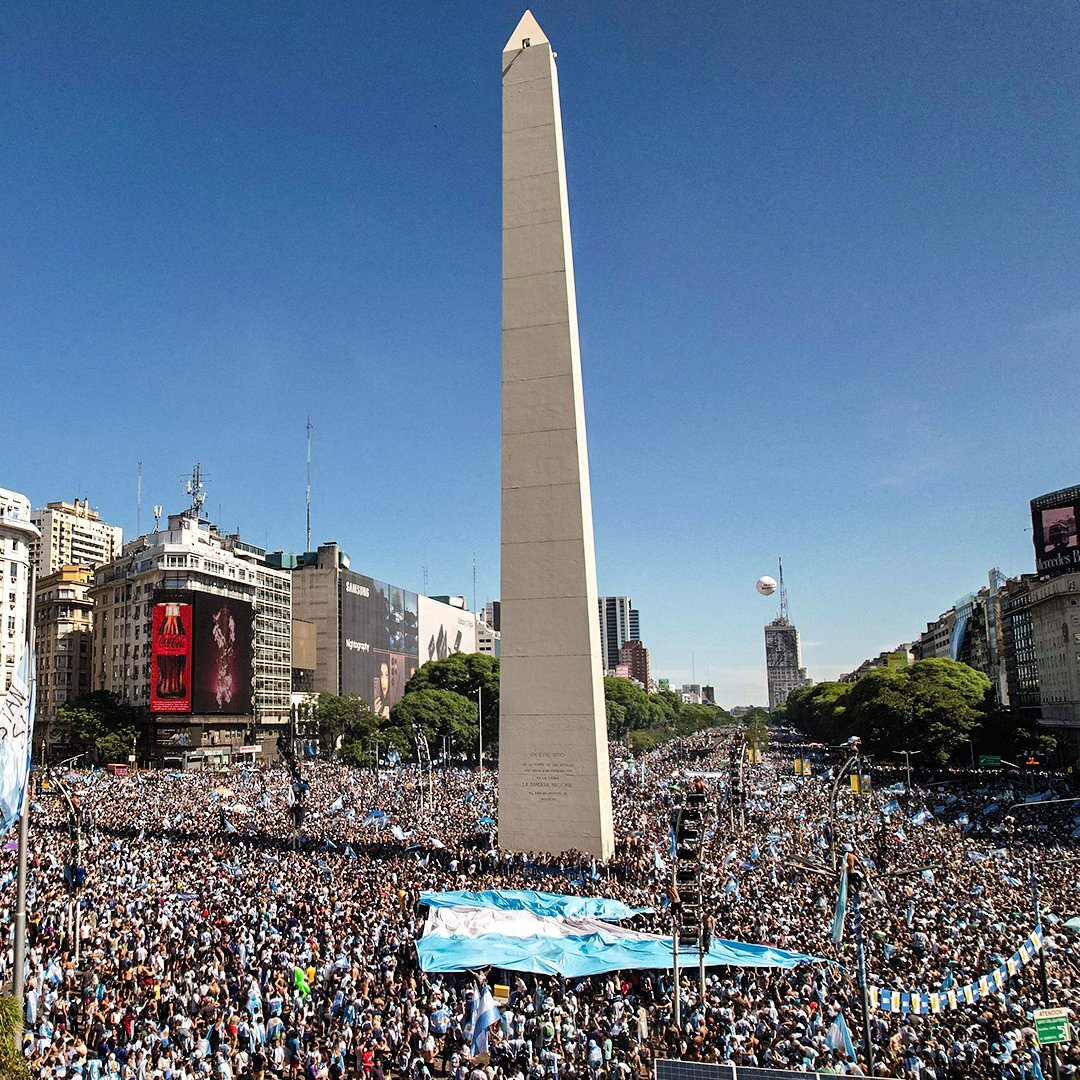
[
  {"left": 417, "top": 595, "right": 477, "bottom": 664},
  {"left": 150, "top": 597, "right": 193, "bottom": 714},
  {"left": 192, "top": 596, "right": 254, "bottom": 715},
  {"left": 1032, "top": 489, "right": 1080, "bottom": 576},
  {"left": 340, "top": 571, "right": 419, "bottom": 717}
]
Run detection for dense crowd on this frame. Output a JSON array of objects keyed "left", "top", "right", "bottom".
[{"left": 6, "top": 729, "right": 1079, "bottom": 1079}]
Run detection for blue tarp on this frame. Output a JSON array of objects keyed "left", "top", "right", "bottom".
[
  {"left": 416, "top": 928, "right": 821, "bottom": 976},
  {"left": 419, "top": 889, "right": 650, "bottom": 921}
]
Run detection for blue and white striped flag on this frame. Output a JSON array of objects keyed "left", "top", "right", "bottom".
[
  {"left": 832, "top": 864, "right": 848, "bottom": 945},
  {"left": 826, "top": 1011, "right": 857, "bottom": 1062},
  {"left": 471, "top": 983, "right": 501, "bottom": 1055},
  {"left": 0, "top": 646, "right": 34, "bottom": 834}
]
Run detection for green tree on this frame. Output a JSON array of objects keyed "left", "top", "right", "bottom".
[
  {"left": 785, "top": 682, "right": 853, "bottom": 742},
  {"left": 314, "top": 694, "right": 378, "bottom": 757},
  {"left": 603, "top": 677, "right": 654, "bottom": 736},
  {"left": 405, "top": 653, "right": 498, "bottom": 752},
  {"left": 388, "top": 688, "right": 479, "bottom": 758},
  {"left": 56, "top": 691, "right": 141, "bottom": 763}
]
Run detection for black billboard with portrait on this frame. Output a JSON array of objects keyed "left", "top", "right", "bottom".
[{"left": 192, "top": 596, "right": 254, "bottom": 715}]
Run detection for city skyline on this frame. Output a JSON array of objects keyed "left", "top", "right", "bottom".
[{"left": 4, "top": 3, "right": 1077, "bottom": 704}]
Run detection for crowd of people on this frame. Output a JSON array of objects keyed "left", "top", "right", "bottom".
[{"left": 6, "top": 727, "right": 1079, "bottom": 1079}]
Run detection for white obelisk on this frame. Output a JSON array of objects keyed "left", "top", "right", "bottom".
[{"left": 499, "top": 10, "right": 614, "bottom": 860}]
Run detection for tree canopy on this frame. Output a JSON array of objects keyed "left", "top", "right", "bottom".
[
  {"left": 785, "top": 658, "right": 1013, "bottom": 765},
  {"left": 56, "top": 691, "right": 141, "bottom": 763}
]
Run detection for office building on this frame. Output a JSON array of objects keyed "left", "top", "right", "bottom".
[
  {"left": 1001, "top": 574, "right": 1041, "bottom": 716},
  {"left": 283, "top": 542, "right": 476, "bottom": 718},
  {"left": 34, "top": 565, "right": 94, "bottom": 754},
  {"left": 1027, "top": 572, "right": 1080, "bottom": 742},
  {"left": 0, "top": 488, "right": 39, "bottom": 695},
  {"left": 598, "top": 596, "right": 640, "bottom": 673},
  {"left": 91, "top": 509, "right": 291, "bottom": 764},
  {"left": 31, "top": 499, "right": 122, "bottom": 576}
]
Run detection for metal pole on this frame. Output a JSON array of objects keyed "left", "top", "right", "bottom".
[
  {"left": 477, "top": 686, "right": 484, "bottom": 780},
  {"left": 672, "top": 937, "right": 681, "bottom": 1029},
  {"left": 850, "top": 877, "right": 875, "bottom": 1077},
  {"left": 1031, "top": 866, "right": 1061, "bottom": 1080},
  {"left": 12, "top": 561, "right": 36, "bottom": 1009}
]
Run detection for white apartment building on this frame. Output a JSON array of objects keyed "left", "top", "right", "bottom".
[
  {"left": 0, "top": 488, "right": 40, "bottom": 695},
  {"left": 31, "top": 499, "right": 122, "bottom": 576},
  {"left": 90, "top": 512, "right": 291, "bottom": 759}
]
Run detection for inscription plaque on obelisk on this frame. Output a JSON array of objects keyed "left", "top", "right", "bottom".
[{"left": 498, "top": 10, "right": 615, "bottom": 860}]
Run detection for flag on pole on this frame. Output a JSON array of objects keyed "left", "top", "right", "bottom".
[
  {"left": 832, "top": 864, "right": 848, "bottom": 945},
  {"left": 826, "top": 1011, "right": 857, "bottom": 1062},
  {"left": 0, "top": 646, "right": 34, "bottom": 833}
]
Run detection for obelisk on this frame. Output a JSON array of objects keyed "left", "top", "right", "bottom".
[{"left": 499, "top": 10, "right": 615, "bottom": 860}]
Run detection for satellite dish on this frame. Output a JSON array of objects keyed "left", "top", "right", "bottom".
[{"left": 756, "top": 576, "right": 778, "bottom": 596}]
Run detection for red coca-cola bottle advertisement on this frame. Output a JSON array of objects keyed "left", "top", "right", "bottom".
[{"left": 151, "top": 601, "right": 192, "bottom": 713}]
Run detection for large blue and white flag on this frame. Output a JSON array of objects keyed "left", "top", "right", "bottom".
[
  {"left": 471, "top": 984, "right": 501, "bottom": 1055},
  {"left": 826, "top": 1011, "right": 857, "bottom": 1062},
  {"left": 417, "top": 901, "right": 822, "bottom": 977},
  {"left": 0, "top": 646, "right": 34, "bottom": 833}
]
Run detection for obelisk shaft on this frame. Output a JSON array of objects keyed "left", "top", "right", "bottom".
[{"left": 498, "top": 11, "right": 614, "bottom": 860}]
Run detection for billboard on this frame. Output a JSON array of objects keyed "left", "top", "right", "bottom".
[
  {"left": 417, "top": 595, "right": 477, "bottom": 665},
  {"left": 1032, "top": 487, "right": 1080, "bottom": 576},
  {"left": 192, "top": 596, "right": 254, "bottom": 715},
  {"left": 150, "top": 597, "right": 193, "bottom": 714},
  {"left": 765, "top": 624, "right": 799, "bottom": 670},
  {"left": 340, "top": 571, "right": 419, "bottom": 718}
]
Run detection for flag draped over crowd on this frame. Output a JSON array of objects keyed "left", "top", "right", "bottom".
[{"left": 871, "top": 926, "right": 1043, "bottom": 1013}]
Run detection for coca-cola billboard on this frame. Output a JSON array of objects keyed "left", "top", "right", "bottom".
[{"left": 150, "top": 598, "right": 193, "bottom": 713}]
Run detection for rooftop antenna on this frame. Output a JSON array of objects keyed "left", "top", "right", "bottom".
[
  {"left": 472, "top": 551, "right": 477, "bottom": 612},
  {"left": 153, "top": 505, "right": 163, "bottom": 531},
  {"left": 422, "top": 564, "right": 429, "bottom": 595},
  {"left": 137, "top": 461, "right": 142, "bottom": 536},
  {"left": 184, "top": 463, "right": 208, "bottom": 518},
  {"left": 778, "top": 556, "right": 790, "bottom": 622},
  {"left": 305, "top": 416, "right": 314, "bottom": 552}
]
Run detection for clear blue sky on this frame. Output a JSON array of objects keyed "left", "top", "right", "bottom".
[{"left": 3, "top": 2, "right": 1078, "bottom": 705}]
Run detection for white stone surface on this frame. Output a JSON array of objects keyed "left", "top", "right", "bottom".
[{"left": 498, "top": 11, "right": 614, "bottom": 859}]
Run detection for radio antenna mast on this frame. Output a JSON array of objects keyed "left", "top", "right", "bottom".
[
  {"left": 136, "top": 461, "right": 143, "bottom": 535},
  {"left": 778, "top": 556, "right": 790, "bottom": 623},
  {"left": 185, "top": 463, "right": 208, "bottom": 518},
  {"left": 306, "top": 416, "right": 314, "bottom": 552}
]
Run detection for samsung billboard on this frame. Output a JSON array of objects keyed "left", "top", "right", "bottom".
[
  {"left": 1032, "top": 486, "right": 1080, "bottom": 577},
  {"left": 340, "top": 571, "right": 420, "bottom": 717},
  {"left": 417, "top": 595, "right": 477, "bottom": 664}
]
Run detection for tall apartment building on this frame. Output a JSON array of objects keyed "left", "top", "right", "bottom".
[
  {"left": 1001, "top": 574, "right": 1041, "bottom": 716},
  {"left": 31, "top": 500, "right": 122, "bottom": 576},
  {"left": 598, "top": 595, "right": 639, "bottom": 672},
  {"left": 34, "top": 565, "right": 94, "bottom": 753},
  {"left": 618, "top": 638, "right": 650, "bottom": 688},
  {"left": 0, "top": 489, "right": 40, "bottom": 695},
  {"left": 90, "top": 512, "right": 291, "bottom": 762}
]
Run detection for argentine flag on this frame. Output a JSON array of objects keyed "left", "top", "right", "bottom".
[
  {"left": 471, "top": 984, "right": 501, "bottom": 1055},
  {"left": 417, "top": 891, "right": 821, "bottom": 976},
  {"left": 826, "top": 1011, "right": 857, "bottom": 1062},
  {"left": 0, "top": 645, "right": 34, "bottom": 833}
]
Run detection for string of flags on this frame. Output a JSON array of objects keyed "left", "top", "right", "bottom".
[{"left": 872, "top": 926, "right": 1042, "bottom": 1013}]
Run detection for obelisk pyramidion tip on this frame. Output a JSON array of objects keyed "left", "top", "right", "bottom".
[{"left": 503, "top": 10, "right": 549, "bottom": 55}]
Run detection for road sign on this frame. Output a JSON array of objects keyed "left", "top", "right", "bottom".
[
  {"left": 978, "top": 754, "right": 1002, "bottom": 767},
  {"left": 1034, "top": 1008, "right": 1071, "bottom": 1046}
]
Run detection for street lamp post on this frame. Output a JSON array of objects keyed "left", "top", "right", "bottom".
[
  {"left": 475, "top": 687, "right": 484, "bottom": 780},
  {"left": 896, "top": 748, "right": 921, "bottom": 798}
]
